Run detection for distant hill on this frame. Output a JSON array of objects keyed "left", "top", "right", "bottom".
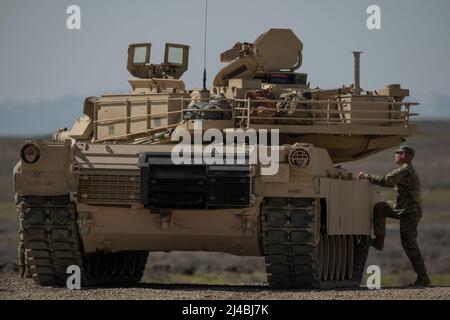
[
  {"left": 0, "top": 87, "right": 127, "bottom": 136},
  {"left": 0, "top": 97, "right": 84, "bottom": 137},
  {"left": 412, "top": 93, "right": 450, "bottom": 119}
]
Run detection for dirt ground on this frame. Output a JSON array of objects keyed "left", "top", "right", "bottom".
[{"left": 1, "top": 274, "right": 449, "bottom": 300}]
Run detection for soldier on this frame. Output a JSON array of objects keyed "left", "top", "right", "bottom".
[{"left": 357, "top": 145, "right": 431, "bottom": 287}]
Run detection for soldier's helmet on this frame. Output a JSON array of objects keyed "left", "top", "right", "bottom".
[{"left": 394, "top": 145, "right": 415, "bottom": 158}]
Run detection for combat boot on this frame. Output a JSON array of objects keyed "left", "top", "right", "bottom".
[
  {"left": 409, "top": 274, "right": 431, "bottom": 287},
  {"left": 369, "top": 236, "right": 384, "bottom": 251}
]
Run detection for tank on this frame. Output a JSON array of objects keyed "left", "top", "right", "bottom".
[{"left": 14, "top": 29, "right": 419, "bottom": 288}]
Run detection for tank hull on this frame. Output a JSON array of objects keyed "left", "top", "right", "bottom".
[
  {"left": 76, "top": 202, "right": 263, "bottom": 256},
  {"left": 15, "top": 141, "right": 375, "bottom": 256}
]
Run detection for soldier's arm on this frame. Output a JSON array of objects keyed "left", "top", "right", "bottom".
[{"left": 367, "top": 167, "right": 405, "bottom": 187}]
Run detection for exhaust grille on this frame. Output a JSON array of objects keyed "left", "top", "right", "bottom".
[
  {"left": 207, "top": 176, "right": 251, "bottom": 207},
  {"left": 78, "top": 170, "right": 140, "bottom": 204},
  {"left": 138, "top": 153, "right": 252, "bottom": 209}
]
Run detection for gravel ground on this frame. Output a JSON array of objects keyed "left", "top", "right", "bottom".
[{"left": 1, "top": 274, "right": 449, "bottom": 300}]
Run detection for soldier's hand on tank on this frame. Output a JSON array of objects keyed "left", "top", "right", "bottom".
[{"left": 357, "top": 171, "right": 369, "bottom": 180}]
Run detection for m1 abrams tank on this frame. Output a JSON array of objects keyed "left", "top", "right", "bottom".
[{"left": 14, "top": 29, "right": 419, "bottom": 289}]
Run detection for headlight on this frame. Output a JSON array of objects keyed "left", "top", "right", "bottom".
[{"left": 20, "top": 143, "right": 41, "bottom": 164}]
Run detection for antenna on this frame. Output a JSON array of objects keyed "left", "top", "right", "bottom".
[{"left": 202, "top": 0, "right": 208, "bottom": 90}]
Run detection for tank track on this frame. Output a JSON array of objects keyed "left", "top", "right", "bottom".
[
  {"left": 17, "top": 195, "right": 148, "bottom": 287},
  {"left": 261, "top": 197, "right": 369, "bottom": 289}
]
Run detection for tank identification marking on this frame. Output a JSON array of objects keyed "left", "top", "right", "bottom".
[
  {"left": 171, "top": 121, "right": 280, "bottom": 175},
  {"left": 241, "top": 218, "right": 255, "bottom": 238},
  {"left": 77, "top": 212, "right": 92, "bottom": 235},
  {"left": 288, "top": 188, "right": 303, "bottom": 194},
  {"left": 26, "top": 180, "right": 42, "bottom": 187},
  {"left": 160, "top": 211, "right": 171, "bottom": 230},
  {"left": 26, "top": 180, "right": 54, "bottom": 187}
]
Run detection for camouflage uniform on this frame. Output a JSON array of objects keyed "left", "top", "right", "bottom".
[{"left": 367, "top": 162, "right": 429, "bottom": 278}]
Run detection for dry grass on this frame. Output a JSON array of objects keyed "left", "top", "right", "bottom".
[{"left": 0, "top": 202, "right": 16, "bottom": 221}]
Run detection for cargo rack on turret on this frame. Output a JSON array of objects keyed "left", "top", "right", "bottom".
[{"left": 90, "top": 95, "right": 419, "bottom": 142}]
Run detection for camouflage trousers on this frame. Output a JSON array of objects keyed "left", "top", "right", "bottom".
[{"left": 373, "top": 201, "right": 428, "bottom": 276}]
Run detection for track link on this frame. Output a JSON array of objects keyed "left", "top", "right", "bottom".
[
  {"left": 17, "top": 195, "right": 148, "bottom": 287},
  {"left": 261, "top": 197, "right": 369, "bottom": 290}
]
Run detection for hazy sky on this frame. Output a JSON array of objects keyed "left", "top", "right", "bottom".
[{"left": 0, "top": 0, "right": 449, "bottom": 129}]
